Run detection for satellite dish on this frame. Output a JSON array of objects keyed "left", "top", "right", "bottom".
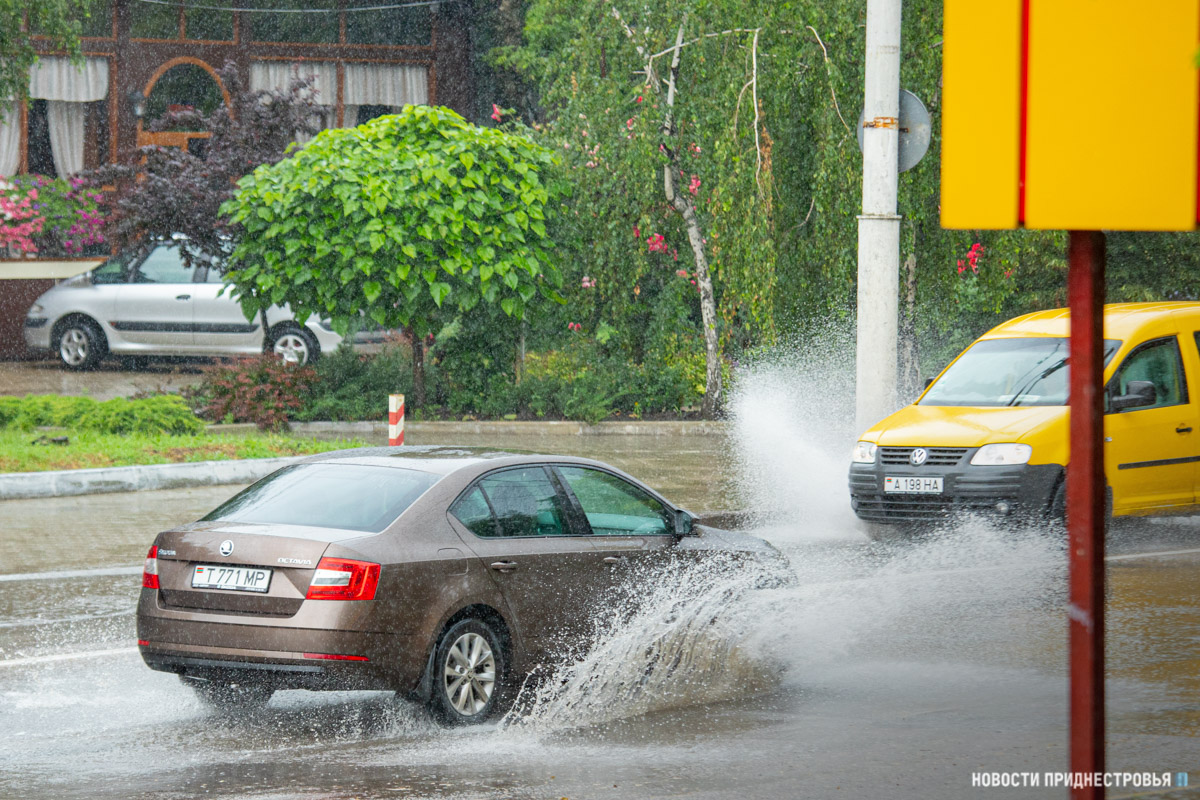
[{"left": 857, "top": 90, "right": 932, "bottom": 173}]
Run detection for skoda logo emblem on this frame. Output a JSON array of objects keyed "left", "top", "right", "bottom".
[
  {"left": 910, "top": 448, "right": 928, "bottom": 466},
  {"left": 219, "top": 540, "right": 234, "bottom": 557}
]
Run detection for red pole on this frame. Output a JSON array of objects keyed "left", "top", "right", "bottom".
[{"left": 1066, "top": 230, "right": 1106, "bottom": 799}]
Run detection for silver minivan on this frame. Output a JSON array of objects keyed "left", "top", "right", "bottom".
[{"left": 24, "top": 243, "right": 342, "bottom": 369}]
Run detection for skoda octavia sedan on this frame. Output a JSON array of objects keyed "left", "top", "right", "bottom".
[
  {"left": 24, "top": 241, "right": 342, "bottom": 368},
  {"left": 137, "top": 447, "right": 780, "bottom": 724}
]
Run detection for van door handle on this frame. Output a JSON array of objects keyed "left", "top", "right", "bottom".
[
  {"left": 175, "top": 294, "right": 191, "bottom": 301},
  {"left": 1176, "top": 426, "right": 1193, "bottom": 434},
  {"left": 602, "top": 556, "right": 626, "bottom": 565},
  {"left": 489, "top": 561, "right": 518, "bottom": 573}
]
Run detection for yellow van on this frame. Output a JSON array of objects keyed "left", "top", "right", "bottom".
[{"left": 849, "top": 303, "right": 1200, "bottom": 531}]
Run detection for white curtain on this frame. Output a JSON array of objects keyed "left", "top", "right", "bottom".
[
  {"left": 46, "top": 101, "right": 86, "bottom": 177},
  {"left": 29, "top": 57, "right": 109, "bottom": 102},
  {"left": 249, "top": 61, "right": 337, "bottom": 104},
  {"left": 0, "top": 104, "right": 19, "bottom": 176},
  {"left": 28, "top": 57, "right": 109, "bottom": 178},
  {"left": 343, "top": 64, "right": 428, "bottom": 108},
  {"left": 249, "top": 61, "right": 337, "bottom": 141}
]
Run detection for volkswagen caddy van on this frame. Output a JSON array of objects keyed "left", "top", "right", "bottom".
[{"left": 849, "top": 303, "right": 1200, "bottom": 532}]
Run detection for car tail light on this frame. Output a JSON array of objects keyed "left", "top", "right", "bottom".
[
  {"left": 142, "top": 546, "right": 160, "bottom": 589},
  {"left": 302, "top": 652, "right": 370, "bottom": 662},
  {"left": 305, "top": 558, "right": 380, "bottom": 601}
]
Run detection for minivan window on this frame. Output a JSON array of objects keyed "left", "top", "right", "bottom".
[
  {"left": 1110, "top": 337, "right": 1187, "bottom": 409},
  {"left": 133, "top": 245, "right": 197, "bottom": 284},
  {"left": 203, "top": 463, "right": 439, "bottom": 533},
  {"left": 921, "top": 337, "right": 1122, "bottom": 407}
]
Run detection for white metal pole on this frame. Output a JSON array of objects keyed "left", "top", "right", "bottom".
[{"left": 855, "top": 0, "right": 903, "bottom": 433}]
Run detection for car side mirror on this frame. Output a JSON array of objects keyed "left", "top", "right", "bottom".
[
  {"left": 924, "top": 377, "right": 935, "bottom": 390},
  {"left": 1110, "top": 380, "right": 1157, "bottom": 412},
  {"left": 673, "top": 509, "right": 695, "bottom": 537}
]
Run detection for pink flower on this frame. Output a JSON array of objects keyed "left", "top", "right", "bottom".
[
  {"left": 675, "top": 269, "right": 688, "bottom": 278},
  {"left": 581, "top": 276, "right": 596, "bottom": 289},
  {"left": 647, "top": 233, "right": 668, "bottom": 254},
  {"left": 626, "top": 118, "right": 635, "bottom": 129},
  {"left": 633, "top": 225, "right": 640, "bottom": 239},
  {"left": 586, "top": 161, "right": 596, "bottom": 168},
  {"left": 581, "top": 129, "right": 588, "bottom": 137},
  {"left": 568, "top": 322, "right": 582, "bottom": 332},
  {"left": 491, "top": 104, "right": 503, "bottom": 122},
  {"left": 688, "top": 175, "right": 700, "bottom": 195},
  {"left": 635, "top": 95, "right": 644, "bottom": 103}
]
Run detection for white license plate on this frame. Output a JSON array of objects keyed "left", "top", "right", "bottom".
[
  {"left": 884, "top": 476, "right": 944, "bottom": 494},
  {"left": 192, "top": 564, "right": 272, "bottom": 593}
]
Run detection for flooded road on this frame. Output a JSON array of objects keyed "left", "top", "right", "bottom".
[{"left": 2, "top": 422, "right": 1199, "bottom": 798}]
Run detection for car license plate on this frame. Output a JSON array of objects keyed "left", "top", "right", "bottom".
[
  {"left": 191, "top": 565, "right": 272, "bottom": 593},
  {"left": 884, "top": 476, "right": 944, "bottom": 494}
]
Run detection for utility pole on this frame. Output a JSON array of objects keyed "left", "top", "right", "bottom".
[{"left": 855, "top": 0, "right": 903, "bottom": 433}]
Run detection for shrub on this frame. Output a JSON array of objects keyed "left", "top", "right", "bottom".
[
  {"left": 0, "top": 394, "right": 205, "bottom": 435},
  {"left": 191, "top": 356, "right": 316, "bottom": 430},
  {"left": 293, "top": 342, "right": 417, "bottom": 422}
]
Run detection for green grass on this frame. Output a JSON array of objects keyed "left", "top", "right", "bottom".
[{"left": 0, "top": 430, "right": 368, "bottom": 474}]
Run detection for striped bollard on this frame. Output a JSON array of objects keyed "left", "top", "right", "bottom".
[{"left": 388, "top": 394, "right": 405, "bottom": 446}]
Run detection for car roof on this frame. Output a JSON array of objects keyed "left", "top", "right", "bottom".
[
  {"left": 980, "top": 302, "right": 1200, "bottom": 341},
  {"left": 296, "top": 445, "right": 613, "bottom": 478}
]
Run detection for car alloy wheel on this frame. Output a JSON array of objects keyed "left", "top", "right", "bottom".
[
  {"left": 57, "top": 321, "right": 105, "bottom": 370},
  {"left": 270, "top": 327, "right": 316, "bottom": 366},
  {"left": 432, "top": 619, "right": 505, "bottom": 724}
]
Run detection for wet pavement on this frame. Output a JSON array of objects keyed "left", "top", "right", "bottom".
[
  {"left": 1, "top": 429, "right": 1199, "bottom": 798},
  {"left": 0, "top": 359, "right": 207, "bottom": 400}
]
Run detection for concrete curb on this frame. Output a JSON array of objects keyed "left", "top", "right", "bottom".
[
  {"left": 2, "top": 420, "right": 727, "bottom": 501},
  {"left": 0, "top": 456, "right": 303, "bottom": 501},
  {"left": 210, "top": 420, "right": 727, "bottom": 438}
]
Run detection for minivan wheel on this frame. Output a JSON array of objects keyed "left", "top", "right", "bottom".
[
  {"left": 56, "top": 319, "right": 106, "bottom": 370},
  {"left": 270, "top": 325, "right": 318, "bottom": 366},
  {"left": 430, "top": 619, "right": 506, "bottom": 725},
  {"left": 182, "top": 676, "right": 273, "bottom": 709}
]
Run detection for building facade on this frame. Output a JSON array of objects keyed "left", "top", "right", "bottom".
[{"left": 0, "top": 0, "right": 474, "bottom": 355}]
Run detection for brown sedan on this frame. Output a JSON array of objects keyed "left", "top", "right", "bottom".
[{"left": 136, "top": 447, "right": 780, "bottom": 724}]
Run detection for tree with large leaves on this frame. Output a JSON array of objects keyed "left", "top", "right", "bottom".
[{"left": 220, "top": 104, "right": 567, "bottom": 407}]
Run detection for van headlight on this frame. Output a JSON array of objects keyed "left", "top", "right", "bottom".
[
  {"left": 970, "top": 443, "right": 1032, "bottom": 466},
  {"left": 851, "top": 441, "right": 878, "bottom": 464},
  {"left": 28, "top": 303, "right": 43, "bottom": 315}
]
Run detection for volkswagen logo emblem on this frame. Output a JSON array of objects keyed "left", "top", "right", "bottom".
[
  {"left": 910, "top": 448, "right": 928, "bottom": 466},
  {"left": 219, "top": 540, "right": 234, "bottom": 557}
]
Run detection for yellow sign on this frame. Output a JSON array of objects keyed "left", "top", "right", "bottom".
[{"left": 941, "top": 0, "right": 1200, "bottom": 231}]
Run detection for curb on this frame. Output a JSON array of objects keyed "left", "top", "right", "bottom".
[
  {"left": 0, "top": 456, "right": 303, "bottom": 501},
  {"left": 209, "top": 420, "right": 727, "bottom": 438}
]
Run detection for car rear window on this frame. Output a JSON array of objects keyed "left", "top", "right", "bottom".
[{"left": 202, "top": 463, "right": 439, "bottom": 532}]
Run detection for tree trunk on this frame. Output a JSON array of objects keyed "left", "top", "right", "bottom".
[
  {"left": 659, "top": 19, "right": 722, "bottom": 418},
  {"left": 260, "top": 309, "right": 271, "bottom": 355},
  {"left": 898, "top": 252, "right": 919, "bottom": 400},
  {"left": 411, "top": 335, "right": 426, "bottom": 408}
]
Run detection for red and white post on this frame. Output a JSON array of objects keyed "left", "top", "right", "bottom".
[{"left": 388, "top": 393, "right": 405, "bottom": 446}]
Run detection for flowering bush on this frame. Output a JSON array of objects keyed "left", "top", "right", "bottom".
[{"left": 1, "top": 175, "right": 105, "bottom": 257}]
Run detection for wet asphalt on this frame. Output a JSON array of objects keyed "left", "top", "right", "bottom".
[{"left": 1, "top": 430, "right": 1198, "bottom": 800}]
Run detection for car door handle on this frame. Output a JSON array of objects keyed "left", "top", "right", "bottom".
[
  {"left": 489, "top": 561, "right": 518, "bottom": 573},
  {"left": 175, "top": 294, "right": 191, "bottom": 301},
  {"left": 602, "top": 556, "right": 626, "bottom": 564},
  {"left": 1177, "top": 426, "right": 1193, "bottom": 434}
]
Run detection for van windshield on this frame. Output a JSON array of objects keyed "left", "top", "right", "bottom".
[{"left": 920, "top": 337, "right": 1122, "bottom": 407}]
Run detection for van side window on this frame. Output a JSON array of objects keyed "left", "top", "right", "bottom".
[{"left": 1111, "top": 337, "right": 1188, "bottom": 410}]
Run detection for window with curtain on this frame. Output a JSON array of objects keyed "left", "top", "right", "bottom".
[
  {"left": 342, "top": 63, "right": 429, "bottom": 127},
  {"left": 26, "top": 57, "right": 110, "bottom": 179},
  {"left": 249, "top": 61, "right": 336, "bottom": 140}
]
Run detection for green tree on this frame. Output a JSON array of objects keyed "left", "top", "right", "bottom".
[
  {"left": 1, "top": 0, "right": 88, "bottom": 102},
  {"left": 220, "top": 105, "right": 567, "bottom": 407}
]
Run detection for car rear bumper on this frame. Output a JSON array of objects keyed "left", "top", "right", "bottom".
[
  {"left": 848, "top": 456, "right": 1063, "bottom": 527},
  {"left": 137, "top": 593, "right": 426, "bottom": 692}
]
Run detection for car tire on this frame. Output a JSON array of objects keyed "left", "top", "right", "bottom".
[
  {"left": 270, "top": 325, "right": 319, "bottom": 366},
  {"left": 182, "top": 676, "right": 273, "bottom": 709},
  {"left": 429, "top": 619, "right": 508, "bottom": 725},
  {"left": 55, "top": 318, "right": 107, "bottom": 370}
]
